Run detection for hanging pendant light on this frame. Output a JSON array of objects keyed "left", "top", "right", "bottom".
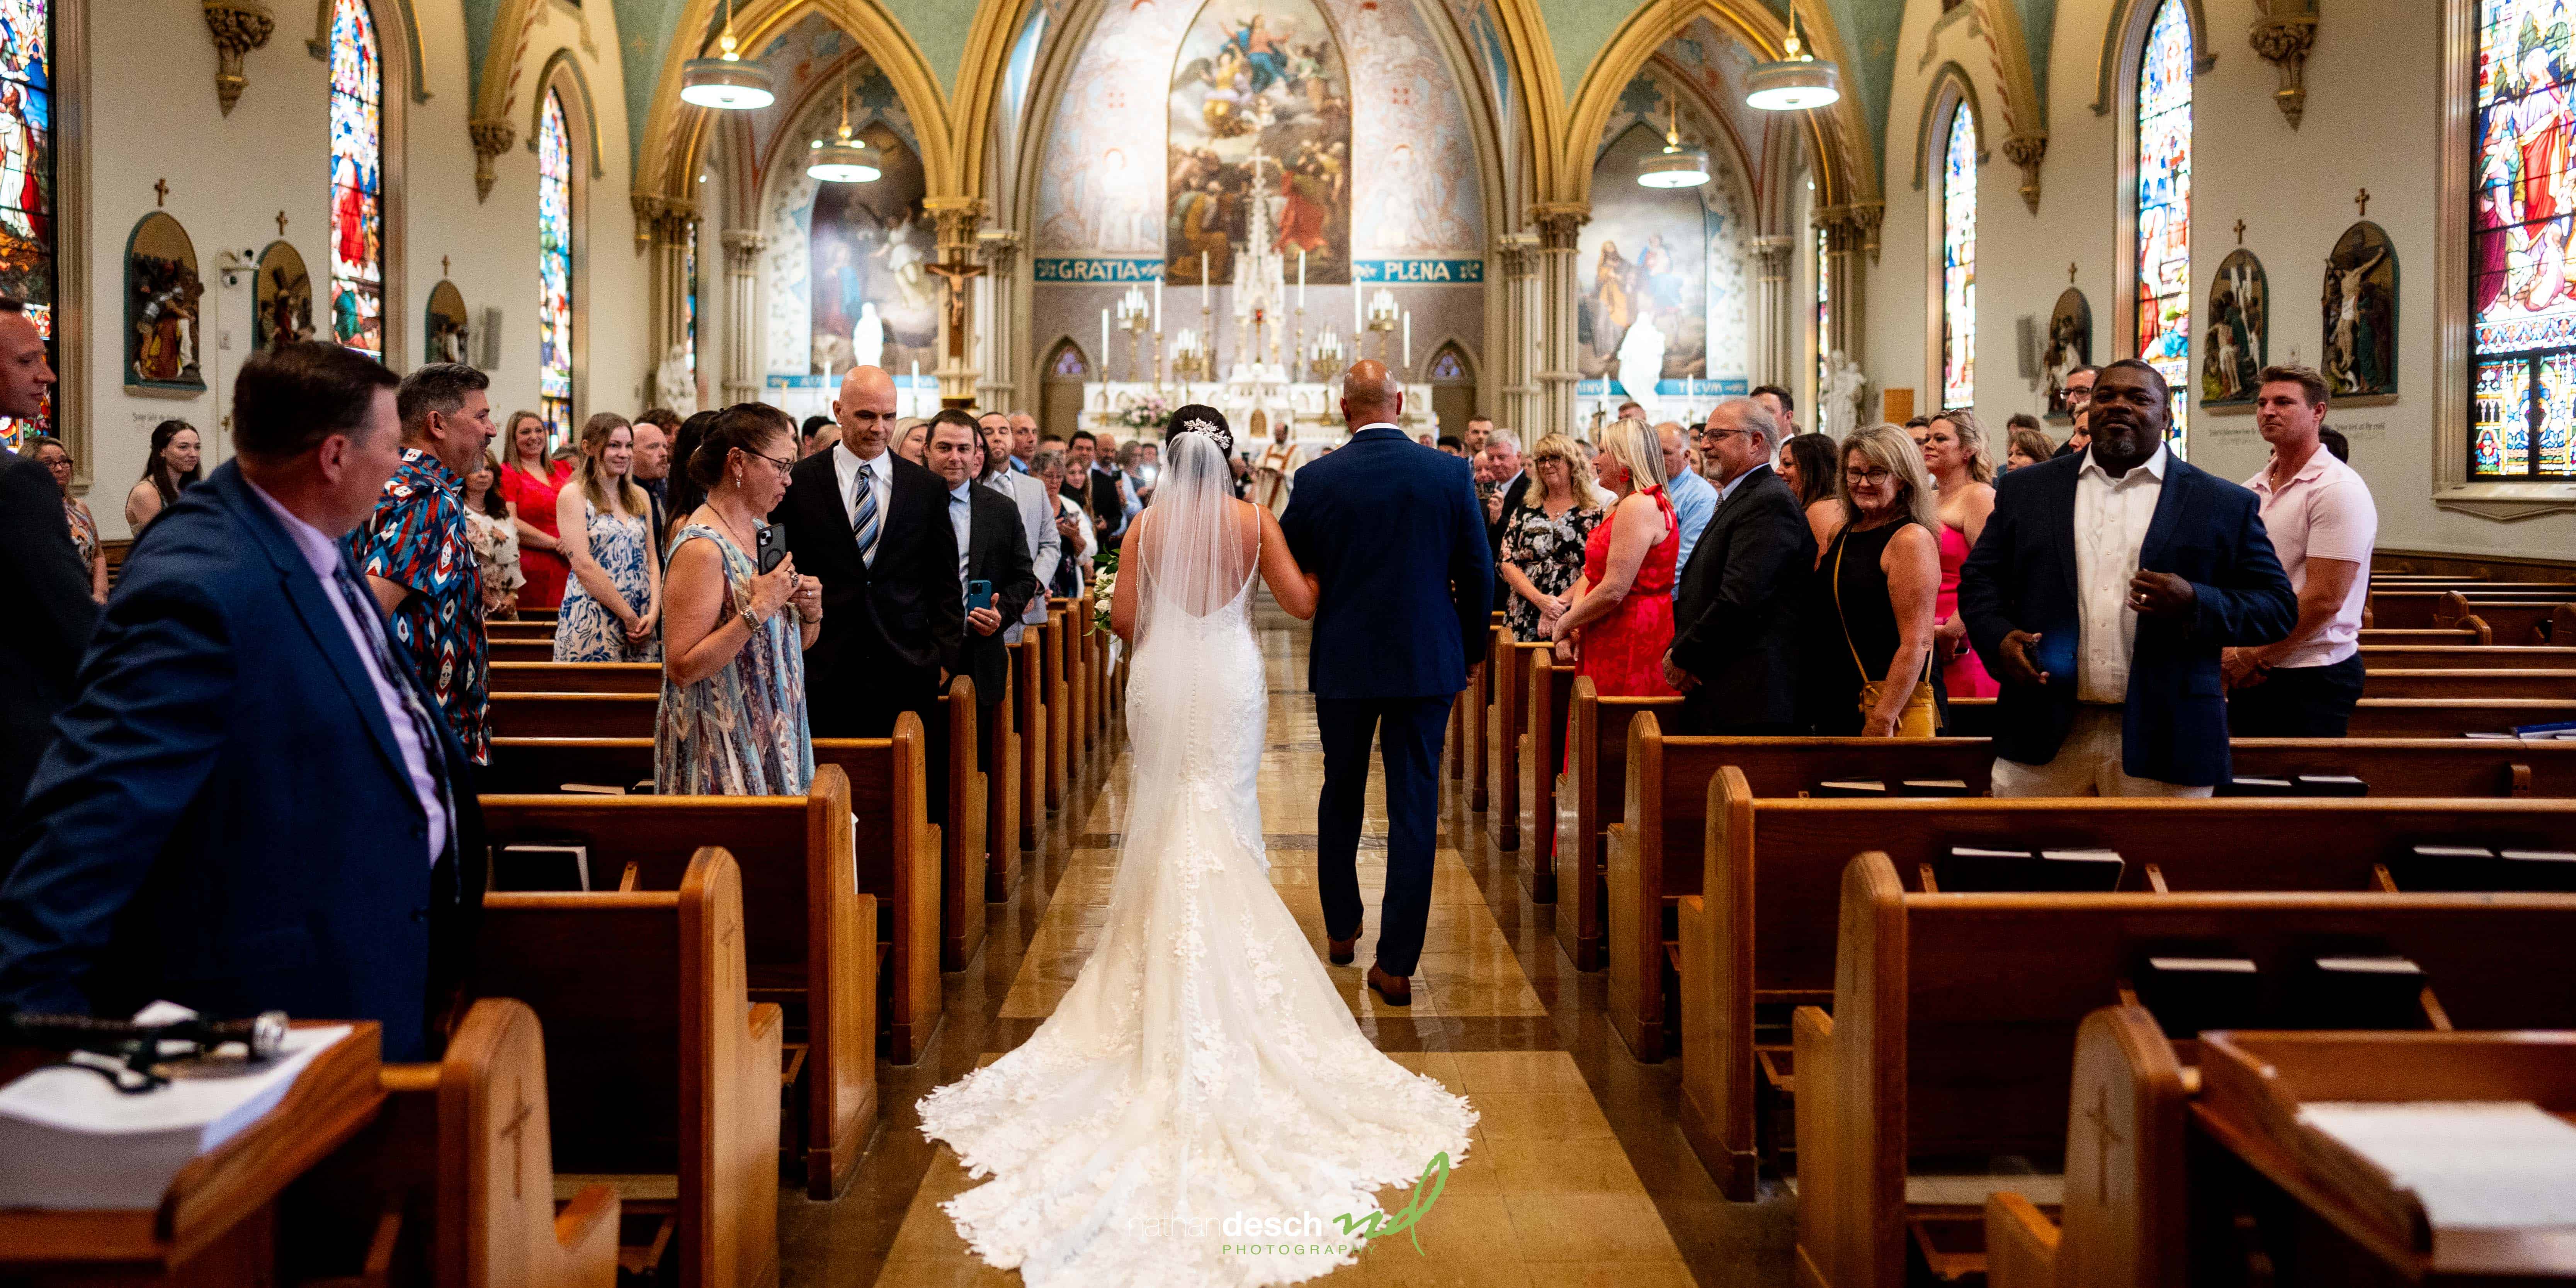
[
  {"left": 1745, "top": 8, "right": 1841, "bottom": 111},
  {"left": 680, "top": 0, "right": 775, "bottom": 110},
  {"left": 807, "top": 81, "right": 880, "bottom": 183},
  {"left": 1637, "top": 99, "right": 1711, "bottom": 188}
]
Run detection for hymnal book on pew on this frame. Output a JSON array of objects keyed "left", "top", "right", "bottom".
[
  {"left": 0, "top": 1021, "right": 352, "bottom": 1209},
  {"left": 2295, "top": 774, "right": 2369, "bottom": 797},
  {"left": 1899, "top": 779, "right": 1970, "bottom": 797},
  {"left": 2514, "top": 719, "right": 2576, "bottom": 737},
  {"left": 2296, "top": 1101, "right": 2576, "bottom": 1230},
  {"left": 494, "top": 843, "right": 590, "bottom": 892},
  {"left": 2221, "top": 776, "right": 2296, "bottom": 797},
  {"left": 1933, "top": 846, "right": 2124, "bottom": 893},
  {"left": 2393, "top": 845, "right": 2576, "bottom": 893},
  {"left": 2295, "top": 956, "right": 2430, "bottom": 1030},
  {"left": 1815, "top": 779, "right": 1887, "bottom": 798},
  {"left": 2137, "top": 955, "right": 2260, "bottom": 1036}
]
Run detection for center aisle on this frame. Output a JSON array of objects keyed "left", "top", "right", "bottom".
[{"left": 780, "top": 594, "right": 1794, "bottom": 1286}]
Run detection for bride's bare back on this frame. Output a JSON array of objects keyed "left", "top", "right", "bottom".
[{"left": 1110, "top": 497, "right": 1316, "bottom": 637}]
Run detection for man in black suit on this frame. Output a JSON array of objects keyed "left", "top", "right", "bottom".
[
  {"left": 780, "top": 365, "right": 963, "bottom": 743},
  {"left": 0, "top": 298, "right": 94, "bottom": 823},
  {"left": 925, "top": 412, "right": 1037, "bottom": 764},
  {"left": 1066, "top": 429, "right": 1126, "bottom": 544},
  {"left": 1663, "top": 398, "right": 1816, "bottom": 734},
  {"left": 1479, "top": 432, "right": 1528, "bottom": 615},
  {"left": 0, "top": 342, "right": 483, "bottom": 1059}
]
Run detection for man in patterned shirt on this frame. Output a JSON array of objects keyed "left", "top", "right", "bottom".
[{"left": 347, "top": 363, "right": 496, "bottom": 762}]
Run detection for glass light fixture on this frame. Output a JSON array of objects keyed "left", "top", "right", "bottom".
[
  {"left": 1745, "top": 8, "right": 1841, "bottom": 112},
  {"left": 1636, "top": 99, "right": 1711, "bottom": 188},
  {"left": 680, "top": 0, "right": 774, "bottom": 110},
  {"left": 806, "top": 81, "right": 879, "bottom": 183}
]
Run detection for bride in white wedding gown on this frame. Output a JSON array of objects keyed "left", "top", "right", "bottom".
[{"left": 916, "top": 412, "right": 1477, "bottom": 1287}]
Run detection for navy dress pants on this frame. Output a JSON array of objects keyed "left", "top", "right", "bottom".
[{"left": 1314, "top": 695, "right": 1452, "bottom": 977}]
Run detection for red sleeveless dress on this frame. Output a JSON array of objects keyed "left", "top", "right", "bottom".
[{"left": 1576, "top": 486, "right": 1680, "bottom": 698}]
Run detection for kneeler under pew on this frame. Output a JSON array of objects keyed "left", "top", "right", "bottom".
[
  {"left": 1790, "top": 851, "right": 2576, "bottom": 1288},
  {"left": 473, "top": 848, "right": 784, "bottom": 1288}
]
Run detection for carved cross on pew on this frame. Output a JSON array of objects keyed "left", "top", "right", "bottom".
[
  {"left": 927, "top": 259, "right": 989, "bottom": 360},
  {"left": 2083, "top": 1083, "right": 2124, "bottom": 1204},
  {"left": 500, "top": 1075, "right": 535, "bottom": 1199}
]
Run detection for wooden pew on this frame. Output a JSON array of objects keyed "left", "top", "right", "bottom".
[
  {"left": 492, "top": 638, "right": 554, "bottom": 664},
  {"left": 1462, "top": 616, "right": 1493, "bottom": 808},
  {"left": 2348, "top": 697, "right": 2576, "bottom": 737},
  {"left": 488, "top": 662, "right": 660, "bottom": 693},
  {"left": 297, "top": 998, "right": 621, "bottom": 1288},
  {"left": 1552, "top": 678, "right": 1684, "bottom": 970},
  {"left": 942, "top": 679, "right": 999, "bottom": 953},
  {"left": 2364, "top": 667, "right": 2576, "bottom": 699},
  {"left": 1488, "top": 634, "right": 1548, "bottom": 851},
  {"left": 478, "top": 772, "right": 882, "bottom": 1199},
  {"left": 1047, "top": 609, "right": 1074, "bottom": 809},
  {"left": 1003, "top": 637, "right": 1039, "bottom": 849},
  {"left": 1519, "top": 647, "right": 1576, "bottom": 902},
  {"left": 2359, "top": 624, "right": 2491, "bottom": 647},
  {"left": 489, "top": 692, "right": 657, "bottom": 739},
  {"left": 1791, "top": 851, "right": 2576, "bottom": 1288},
  {"left": 2368, "top": 585, "right": 2576, "bottom": 631},
  {"left": 1662, "top": 754, "right": 2576, "bottom": 1200},
  {"left": 473, "top": 847, "right": 783, "bottom": 1288},
  {"left": 2360, "top": 643, "right": 2576, "bottom": 670}
]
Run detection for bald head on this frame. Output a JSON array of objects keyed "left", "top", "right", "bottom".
[
  {"left": 835, "top": 365, "right": 897, "bottom": 459},
  {"left": 1339, "top": 360, "right": 1403, "bottom": 428}
]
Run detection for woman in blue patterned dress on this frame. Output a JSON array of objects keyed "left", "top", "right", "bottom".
[
  {"left": 656, "top": 405, "right": 821, "bottom": 795},
  {"left": 552, "top": 413, "right": 664, "bottom": 662}
]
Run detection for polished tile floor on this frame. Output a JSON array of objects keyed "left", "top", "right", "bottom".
[{"left": 781, "top": 601, "right": 1795, "bottom": 1286}]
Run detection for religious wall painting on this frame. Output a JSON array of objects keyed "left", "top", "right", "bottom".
[
  {"left": 2201, "top": 248, "right": 2267, "bottom": 407},
  {"left": 425, "top": 279, "right": 469, "bottom": 365},
  {"left": 1579, "top": 122, "right": 1710, "bottom": 398},
  {"left": 1165, "top": 0, "right": 1352, "bottom": 285},
  {"left": 2043, "top": 288, "right": 2093, "bottom": 420},
  {"left": 806, "top": 122, "right": 935, "bottom": 378},
  {"left": 2323, "top": 221, "right": 2397, "bottom": 398},
  {"left": 124, "top": 212, "right": 203, "bottom": 390},
  {"left": 252, "top": 240, "right": 312, "bottom": 352}
]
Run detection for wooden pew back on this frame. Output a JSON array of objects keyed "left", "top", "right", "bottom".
[
  {"left": 1666, "top": 734, "right": 2576, "bottom": 800},
  {"left": 2363, "top": 667, "right": 2576, "bottom": 700},
  {"left": 488, "top": 692, "right": 657, "bottom": 740},
  {"left": 1520, "top": 649, "right": 1575, "bottom": 902},
  {"left": 1553, "top": 678, "right": 1685, "bottom": 970},
  {"left": 1489, "top": 636, "right": 1548, "bottom": 851},
  {"left": 2348, "top": 697, "right": 2576, "bottom": 736},
  {"left": 2359, "top": 644, "right": 2576, "bottom": 670},
  {"left": 488, "top": 662, "right": 660, "bottom": 694}
]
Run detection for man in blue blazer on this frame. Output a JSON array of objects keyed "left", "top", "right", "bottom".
[
  {"left": 1281, "top": 361, "right": 1492, "bottom": 1006},
  {"left": 0, "top": 342, "right": 484, "bottom": 1060},
  {"left": 1959, "top": 359, "right": 2297, "bottom": 795}
]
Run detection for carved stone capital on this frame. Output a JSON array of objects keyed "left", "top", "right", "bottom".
[
  {"left": 976, "top": 227, "right": 1022, "bottom": 275},
  {"left": 1848, "top": 201, "right": 1884, "bottom": 263},
  {"left": 2249, "top": 7, "right": 2319, "bottom": 129},
  {"left": 1491, "top": 232, "right": 1538, "bottom": 279},
  {"left": 202, "top": 0, "right": 275, "bottom": 116},
  {"left": 658, "top": 198, "right": 702, "bottom": 247},
  {"left": 2000, "top": 132, "right": 2048, "bottom": 215},
  {"left": 721, "top": 229, "right": 769, "bottom": 270},
  {"left": 1529, "top": 204, "right": 1590, "bottom": 253},
  {"left": 469, "top": 119, "right": 516, "bottom": 203},
  {"left": 1751, "top": 235, "right": 1796, "bottom": 280},
  {"left": 630, "top": 194, "right": 665, "bottom": 252},
  {"left": 924, "top": 197, "right": 986, "bottom": 259}
]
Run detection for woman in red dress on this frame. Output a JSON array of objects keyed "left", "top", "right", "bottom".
[
  {"left": 497, "top": 409, "right": 573, "bottom": 612},
  {"left": 1549, "top": 418, "right": 1678, "bottom": 698}
]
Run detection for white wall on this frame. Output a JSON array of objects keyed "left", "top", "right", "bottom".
[{"left": 76, "top": 0, "right": 648, "bottom": 540}]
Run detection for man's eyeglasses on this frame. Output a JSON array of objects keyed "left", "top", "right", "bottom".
[{"left": 1697, "top": 427, "right": 1751, "bottom": 445}]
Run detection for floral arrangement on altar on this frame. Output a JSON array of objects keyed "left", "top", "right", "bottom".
[{"left": 1113, "top": 393, "right": 1172, "bottom": 432}]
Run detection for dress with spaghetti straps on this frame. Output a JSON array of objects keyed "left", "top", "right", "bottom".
[{"left": 1575, "top": 485, "right": 1680, "bottom": 698}]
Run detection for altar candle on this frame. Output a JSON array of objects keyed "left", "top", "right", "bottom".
[
  {"left": 1352, "top": 285, "right": 1362, "bottom": 336},
  {"left": 1100, "top": 310, "right": 1110, "bottom": 374},
  {"left": 1155, "top": 279, "right": 1163, "bottom": 330},
  {"left": 1201, "top": 253, "right": 1211, "bottom": 308},
  {"left": 1299, "top": 251, "right": 1307, "bottom": 307},
  {"left": 1402, "top": 312, "right": 1411, "bottom": 369}
]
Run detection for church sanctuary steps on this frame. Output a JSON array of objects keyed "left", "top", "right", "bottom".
[
  {"left": 1520, "top": 646, "right": 1577, "bottom": 903},
  {"left": 1554, "top": 676, "right": 1685, "bottom": 972},
  {"left": 1790, "top": 852, "right": 2576, "bottom": 1288},
  {"left": 1487, "top": 631, "right": 1551, "bottom": 851},
  {"left": 472, "top": 848, "right": 783, "bottom": 1288},
  {"left": 1645, "top": 741, "right": 2576, "bottom": 1201},
  {"left": 293, "top": 999, "right": 621, "bottom": 1288},
  {"left": 1986, "top": 1016, "right": 2576, "bottom": 1288}
]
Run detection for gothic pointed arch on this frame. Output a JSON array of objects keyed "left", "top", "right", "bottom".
[
  {"left": 2093, "top": 0, "right": 2215, "bottom": 117},
  {"left": 306, "top": 0, "right": 424, "bottom": 102},
  {"left": 534, "top": 59, "right": 597, "bottom": 441}
]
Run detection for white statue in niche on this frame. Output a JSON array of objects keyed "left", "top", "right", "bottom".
[
  {"left": 1822, "top": 350, "right": 1867, "bottom": 439},
  {"left": 851, "top": 302, "right": 886, "bottom": 371},
  {"left": 656, "top": 341, "right": 699, "bottom": 415},
  {"left": 1613, "top": 312, "right": 1667, "bottom": 422}
]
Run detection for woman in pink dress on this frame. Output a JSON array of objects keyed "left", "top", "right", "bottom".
[
  {"left": 1550, "top": 419, "right": 1678, "bottom": 698},
  {"left": 1914, "top": 410, "right": 1998, "bottom": 699},
  {"left": 498, "top": 409, "right": 574, "bottom": 611}
]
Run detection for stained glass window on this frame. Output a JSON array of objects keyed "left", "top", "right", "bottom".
[
  {"left": 1814, "top": 225, "right": 1832, "bottom": 400},
  {"left": 1051, "top": 342, "right": 1088, "bottom": 377},
  {"left": 2472, "top": 0, "right": 2576, "bottom": 479},
  {"left": 1428, "top": 344, "right": 1468, "bottom": 381},
  {"left": 326, "top": 0, "right": 381, "bottom": 358},
  {"left": 683, "top": 220, "right": 698, "bottom": 391},
  {"left": 537, "top": 90, "right": 573, "bottom": 444},
  {"left": 2136, "top": 0, "right": 2192, "bottom": 450},
  {"left": 1940, "top": 104, "right": 1976, "bottom": 410},
  {"left": 0, "top": 0, "right": 55, "bottom": 449}
]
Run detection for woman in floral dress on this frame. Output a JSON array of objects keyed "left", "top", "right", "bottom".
[
  {"left": 1495, "top": 432, "right": 1603, "bottom": 643},
  {"left": 461, "top": 452, "right": 525, "bottom": 617},
  {"left": 551, "top": 414, "right": 663, "bottom": 663}
]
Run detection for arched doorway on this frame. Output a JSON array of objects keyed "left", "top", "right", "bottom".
[
  {"left": 1428, "top": 341, "right": 1478, "bottom": 438},
  {"left": 1042, "top": 338, "right": 1091, "bottom": 439}
]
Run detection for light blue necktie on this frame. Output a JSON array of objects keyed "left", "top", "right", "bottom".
[{"left": 852, "top": 462, "right": 880, "bottom": 567}]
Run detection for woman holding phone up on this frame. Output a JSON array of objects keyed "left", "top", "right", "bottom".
[{"left": 657, "top": 403, "right": 824, "bottom": 795}]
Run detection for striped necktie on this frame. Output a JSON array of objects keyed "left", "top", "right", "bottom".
[
  {"left": 852, "top": 462, "right": 881, "bottom": 566},
  {"left": 328, "top": 560, "right": 456, "bottom": 854}
]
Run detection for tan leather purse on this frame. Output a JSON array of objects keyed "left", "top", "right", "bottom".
[{"left": 1833, "top": 530, "right": 1938, "bottom": 738}]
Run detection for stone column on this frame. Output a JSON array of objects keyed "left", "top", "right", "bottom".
[
  {"left": 1751, "top": 235, "right": 1796, "bottom": 393},
  {"left": 976, "top": 228, "right": 1023, "bottom": 411},
  {"left": 1814, "top": 205, "right": 1869, "bottom": 371},
  {"left": 720, "top": 228, "right": 767, "bottom": 406},
  {"left": 1531, "top": 204, "right": 1588, "bottom": 440},
  {"left": 641, "top": 197, "right": 702, "bottom": 412},
  {"left": 1492, "top": 233, "right": 1539, "bottom": 438}
]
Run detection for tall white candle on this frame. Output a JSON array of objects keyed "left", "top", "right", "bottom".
[
  {"left": 1402, "top": 311, "right": 1411, "bottom": 369},
  {"left": 1201, "top": 252, "right": 1211, "bottom": 308},
  {"left": 1299, "top": 251, "right": 1308, "bottom": 308},
  {"left": 1100, "top": 310, "right": 1110, "bottom": 374},
  {"left": 1352, "top": 284, "right": 1362, "bottom": 336},
  {"left": 1155, "top": 278, "right": 1163, "bottom": 330}
]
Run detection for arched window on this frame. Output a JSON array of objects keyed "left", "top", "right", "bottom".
[
  {"left": 537, "top": 89, "right": 573, "bottom": 443},
  {"left": 683, "top": 221, "right": 698, "bottom": 394},
  {"left": 1940, "top": 104, "right": 1977, "bottom": 410},
  {"left": 2135, "top": 0, "right": 2193, "bottom": 446},
  {"left": 0, "top": 0, "right": 58, "bottom": 448},
  {"left": 326, "top": 0, "right": 382, "bottom": 358},
  {"left": 2472, "top": 0, "right": 2576, "bottom": 479},
  {"left": 1815, "top": 224, "right": 1831, "bottom": 403}
]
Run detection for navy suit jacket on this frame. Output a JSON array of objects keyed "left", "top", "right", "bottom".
[
  {"left": 1957, "top": 450, "right": 2297, "bottom": 787},
  {"left": 1281, "top": 426, "right": 1493, "bottom": 700},
  {"left": 0, "top": 448, "right": 98, "bottom": 819},
  {"left": 0, "top": 463, "right": 484, "bottom": 1059}
]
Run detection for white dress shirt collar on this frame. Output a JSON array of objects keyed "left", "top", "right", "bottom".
[{"left": 2077, "top": 442, "right": 2171, "bottom": 485}]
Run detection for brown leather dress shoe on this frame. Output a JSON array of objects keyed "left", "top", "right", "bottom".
[
  {"left": 1327, "top": 934, "right": 1357, "bottom": 966},
  {"left": 1366, "top": 964, "right": 1412, "bottom": 1006}
]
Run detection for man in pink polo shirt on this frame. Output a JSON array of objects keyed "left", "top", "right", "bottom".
[{"left": 2223, "top": 364, "right": 2378, "bottom": 735}]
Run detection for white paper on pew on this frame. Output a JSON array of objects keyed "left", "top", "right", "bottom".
[
  {"left": 2298, "top": 1101, "right": 2576, "bottom": 1230},
  {"left": 0, "top": 1022, "right": 352, "bottom": 1210}
]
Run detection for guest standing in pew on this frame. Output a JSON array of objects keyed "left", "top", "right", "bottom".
[
  {"left": 1030, "top": 446, "right": 1095, "bottom": 597},
  {"left": 497, "top": 410, "right": 572, "bottom": 611},
  {"left": 1916, "top": 409, "right": 1999, "bottom": 701},
  {"left": 977, "top": 411, "right": 1061, "bottom": 645},
  {"left": 2051, "top": 364, "right": 2100, "bottom": 458},
  {"left": 461, "top": 453, "right": 524, "bottom": 619},
  {"left": 122, "top": 419, "right": 202, "bottom": 536},
  {"left": 1960, "top": 359, "right": 2298, "bottom": 796},
  {"left": 0, "top": 342, "right": 484, "bottom": 1060},
  {"left": 1550, "top": 418, "right": 1680, "bottom": 698},
  {"left": 784, "top": 366, "right": 963, "bottom": 750},
  {"left": 930, "top": 411, "right": 1038, "bottom": 771},
  {"left": 631, "top": 409, "right": 675, "bottom": 545},
  {"left": 2224, "top": 365, "right": 2378, "bottom": 737},
  {"left": 658, "top": 405, "right": 821, "bottom": 795},
  {"left": 1495, "top": 434, "right": 1603, "bottom": 643},
  {"left": 1775, "top": 431, "right": 1845, "bottom": 556},
  {"left": 347, "top": 362, "right": 499, "bottom": 764},
  {"left": 1659, "top": 421, "right": 1718, "bottom": 584},
  {"left": 551, "top": 414, "right": 663, "bottom": 664},
  {"left": 0, "top": 296, "right": 93, "bottom": 830},
  {"left": 1664, "top": 397, "right": 1817, "bottom": 735},
  {"left": 2003, "top": 424, "right": 2054, "bottom": 472},
  {"left": 1481, "top": 432, "right": 1530, "bottom": 613},
  {"left": 26, "top": 437, "right": 107, "bottom": 604},
  {"left": 1807, "top": 424, "right": 1943, "bottom": 737},
  {"left": 662, "top": 409, "right": 717, "bottom": 547}
]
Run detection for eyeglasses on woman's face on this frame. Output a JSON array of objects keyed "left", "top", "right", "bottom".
[
  {"left": 741, "top": 446, "right": 797, "bottom": 476},
  {"left": 1845, "top": 466, "right": 1894, "bottom": 487}
]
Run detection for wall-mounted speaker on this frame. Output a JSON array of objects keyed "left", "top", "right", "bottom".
[
  {"left": 476, "top": 308, "right": 503, "bottom": 371},
  {"left": 2016, "top": 316, "right": 2040, "bottom": 381}
]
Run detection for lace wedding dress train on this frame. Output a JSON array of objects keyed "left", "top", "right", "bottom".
[{"left": 917, "top": 434, "right": 1475, "bottom": 1288}]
